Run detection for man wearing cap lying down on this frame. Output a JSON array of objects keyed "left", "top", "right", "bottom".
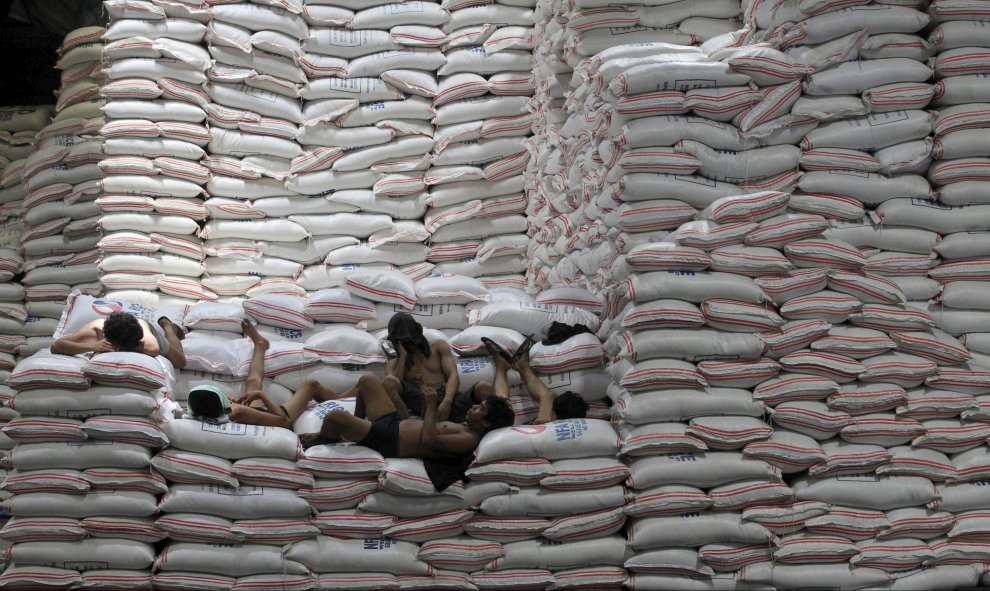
[
  {"left": 52, "top": 311, "right": 187, "bottom": 369},
  {"left": 298, "top": 371, "right": 515, "bottom": 461},
  {"left": 186, "top": 320, "right": 350, "bottom": 427}
]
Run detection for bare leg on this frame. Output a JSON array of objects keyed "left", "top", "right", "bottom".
[
  {"left": 300, "top": 408, "right": 371, "bottom": 449},
  {"left": 357, "top": 374, "right": 399, "bottom": 421},
  {"left": 242, "top": 319, "right": 269, "bottom": 397},
  {"left": 515, "top": 352, "right": 555, "bottom": 424},
  {"left": 281, "top": 379, "right": 356, "bottom": 425},
  {"left": 381, "top": 375, "right": 412, "bottom": 419},
  {"left": 483, "top": 341, "right": 512, "bottom": 400}
]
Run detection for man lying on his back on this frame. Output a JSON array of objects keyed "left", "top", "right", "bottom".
[
  {"left": 186, "top": 320, "right": 349, "bottom": 428},
  {"left": 299, "top": 371, "right": 515, "bottom": 461}
]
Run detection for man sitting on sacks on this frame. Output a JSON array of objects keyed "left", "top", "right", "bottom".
[
  {"left": 382, "top": 311, "right": 463, "bottom": 420},
  {"left": 186, "top": 319, "right": 340, "bottom": 428},
  {"left": 52, "top": 310, "right": 187, "bottom": 369}
]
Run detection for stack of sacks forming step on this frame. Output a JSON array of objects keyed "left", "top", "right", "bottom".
[
  {"left": 526, "top": 0, "right": 990, "bottom": 589},
  {"left": 423, "top": 0, "right": 535, "bottom": 291},
  {"left": 98, "top": 2, "right": 212, "bottom": 304},
  {"left": 201, "top": 0, "right": 319, "bottom": 298},
  {"left": 525, "top": 0, "right": 745, "bottom": 292},
  {"left": 0, "top": 106, "right": 53, "bottom": 384},
  {"left": 457, "top": 417, "right": 628, "bottom": 589},
  {"left": 14, "top": 27, "right": 107, "bottom": 356},
  {"left": 0, "top": 348, "right": 177, "bottom": 589},
  {"left": 153, "top": 420, "right": 313, "bottom": 588}
]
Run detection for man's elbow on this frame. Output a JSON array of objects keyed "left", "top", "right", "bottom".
[
  {"left": 170, "top": 353, "right": 187, "bottom": 369},
  {"left": 50, "top": 340, "right": 68, "bottom": 355}
]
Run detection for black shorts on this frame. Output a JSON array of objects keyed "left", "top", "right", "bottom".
[{"left": 357, "top": 412, "right": 401, "bottom": 458}]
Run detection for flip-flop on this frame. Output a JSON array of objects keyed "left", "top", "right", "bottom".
[
  {"left": 481, "top": 337, "right": 513, "bottom": 363},
  {"left": 511, "top": 335, "right": 536, "bottom": 365}
]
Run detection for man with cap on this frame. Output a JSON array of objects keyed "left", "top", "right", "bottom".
[{"left": 186, "top": 319, "right": 346, "bottom": 427}]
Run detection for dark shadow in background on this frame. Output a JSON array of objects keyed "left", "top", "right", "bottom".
[{"left": 0, "top": 0, "right": 104, "bottom": 105}]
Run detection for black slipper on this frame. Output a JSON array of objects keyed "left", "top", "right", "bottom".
[
  {"left": 481, "top": 337, "right": 513, "bottom": 363},
  {"left": 511, "top": 335, "right": 536, "bottom": 365}
]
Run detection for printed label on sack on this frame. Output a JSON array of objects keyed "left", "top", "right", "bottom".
[
  {"left": 867, "top": 110, "right": 909, "bottom": 126},
  {"left": 458, "top": 357, "right": 491, "bottom": 375},
  {"left": 363, "top": 537, "right": 394, "bottom": 550},
  {"left": 539, "top": 538, "right": 562, "bottom": 546},
  {"left": 836, "top": 473, "right": 880, "bottom": 482},
  {"left": 665, "top": 453, "right": 698, "bottom": 462},
  {"left": 64, "top": 561, "right": 109, "bottom": 570},
  {"left": 65, "top": 408, "right": 113, "bottom": 420},
  {"left": 553, "top": 419, "right": 589, "bottom": 442},
  {"left": 212, "top": 485, "right": 264, "bottom": 496},
  {"left": 201, "top": 421, "right": 247, "bottom": 436}
]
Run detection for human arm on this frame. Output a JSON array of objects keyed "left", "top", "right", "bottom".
[
  {"left": 158, "top": 318, "right": 187, "bottom": 369},
  {"left": 237, "top": 390, "right": 286, "bottom": 418},
  {"left": 437, "top": 341, "right": 460, "bottom": 421},
  {"left": 387, "top": 342, "right": 409, "bottom": 381},
  {"left": 51, "top": 322, "right": 113, "bottom": 356},
  {"left": 420, "top": 387, "right": 478, "bottom": 456}
]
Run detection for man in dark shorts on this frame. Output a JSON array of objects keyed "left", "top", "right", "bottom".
[
  {"left": 187, "top": 319, "right": 350, "bottom": 427},
  {"left": 299, "top": 371, "right": 515, "bottom": 461}
]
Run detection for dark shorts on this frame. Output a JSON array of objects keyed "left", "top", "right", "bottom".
[{"left": 357, "top": 412, "right": 401, "bottom": 458}]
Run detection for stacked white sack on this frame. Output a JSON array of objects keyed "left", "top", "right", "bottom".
[
  {"left": 525, "top": 0, "right": 744, "bottom": 293},
  {"left": 200, "top": 0, "right": 322, "bottom": 299},
  {"left": 0, "top": 107, "right": 53, "bottom": 381},
  {"left": 16, "top": 27, "right": 106, "bottom": 354},
  {"left": 460, "top": 418, "right": 628, "bottom": 590},
  {"left": 97, "top": 1, "right": 214, "bottom": 304},
  {"left": 0, "top": 348, "right": 176, "bottom": 590},
  {"left": 152, "top": 419, "right": 314, "bottom": 590},
  {"left": 422, "top": 0, "right": 536, "bottom": 292}
]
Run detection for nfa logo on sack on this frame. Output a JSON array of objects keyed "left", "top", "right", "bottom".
[
  {"left": 553, "top": 418, "right": 589, "bottom": 442},
  {"left": 363, "top": 537, "right": 394, "bottom": 550}
]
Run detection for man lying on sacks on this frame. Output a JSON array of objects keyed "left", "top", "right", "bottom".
[
  {"left": 383, "top": 312, "right": 586, "bottom": 425},
  {"left": 298, "top": 369, "right": 514, "bottom": 492},
  {"left": 186, "top": 319, "right": 337, "bottom": 429},
  {"left": 52, "top": 310, "right": 187, "bottom": 369}
]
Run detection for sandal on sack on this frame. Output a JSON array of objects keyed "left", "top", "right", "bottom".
[
  {"left": 481, "top": 337, "right": 513, "bottom": 363},
  {"left": 511, "top": 335, "right": 536, "bottom": 365}
]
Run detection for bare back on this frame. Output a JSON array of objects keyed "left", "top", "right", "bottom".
[{"left": 75, "top": 318, "right": 160, "bottom": 356}]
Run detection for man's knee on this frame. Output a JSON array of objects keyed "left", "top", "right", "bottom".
[
  {"left": 473, "top": 382, "right": 495, "bottom": 400},
  {"left": 358, "top": 373, "right": 380, "bottom": 389}
]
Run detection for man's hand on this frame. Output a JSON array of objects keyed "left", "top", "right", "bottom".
[
  {"left": 396, "top": 341, "right": 407, "bottom": 359},
  {"left": 93, "top": 339, "right": 115, "bottom": 353},
  {"left": 438, "top": 396, "right": 453, "bottom": 421},
  {"left": 237, "top": 391, "right": 262, "bottom": 405},
  {"left": 423, "top": 386, "right": 439, "bottom": 406}
]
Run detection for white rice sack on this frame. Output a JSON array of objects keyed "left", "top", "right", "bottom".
[
  {"left": 627, "top": 513, "right": 773, "bottom": 550},
  {"left": 467, "top": 301, "right": 599, "bottom": 340},
  {"left": 285, "top": 536, "right": 432, "bottom": 575},
  {"left": 159, "top": 484, "right": 311, "bottom": 519},
  {"left": 479, "top": 487, "right": 627, "bottom": 519},
  {"left": 474, "top": 419, "right": 619, "bottom": 463},
  {"left": 344, "top": 269, "right": 416, "bottom": 308},
  {"left": 154, "top": 542, "right": 308, "bottom": 577},
  {"left": 161, "top": 419, "right": 300, "bottom": 461},
  {"left": 2, "top": 491, "right": 158, "bottom": 519},
  {"left": 793, "top": 474, "right": 937, "bottom": 510}
]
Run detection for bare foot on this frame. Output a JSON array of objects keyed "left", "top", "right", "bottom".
[
  {"left": 299, "top": 432, "right": 334, "bottom": 449},
  {"left": 512, "top": 350, "right": 532, "bottom": 372},
  {"left": 241, "top": 319, "right": 269, "bottom": 350}
]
